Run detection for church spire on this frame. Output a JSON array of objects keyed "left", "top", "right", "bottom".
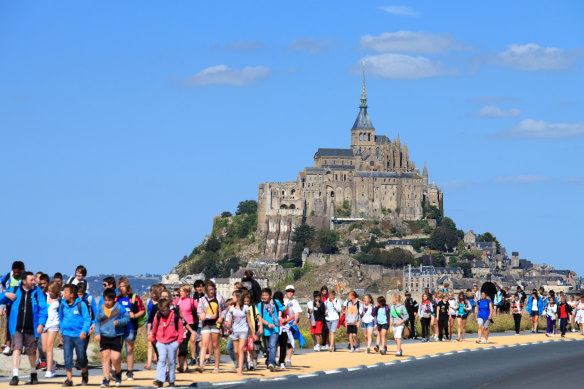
[{"left": 360, "top": 58, "right": 367, "bottom": 108}]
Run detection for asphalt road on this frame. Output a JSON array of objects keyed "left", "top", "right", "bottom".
[{"left": 239, "top": 340, "right": 584, "bottom": 389}]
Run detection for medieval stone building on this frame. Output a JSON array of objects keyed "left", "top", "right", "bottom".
[{"left": 258, "top": 71, "right": 443, "bottom": 260}]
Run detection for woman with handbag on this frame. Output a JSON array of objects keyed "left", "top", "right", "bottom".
[{"left": 389, "top": 294, "right": 409, "bottom": 357}]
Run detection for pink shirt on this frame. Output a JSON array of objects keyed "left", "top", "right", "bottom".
[
  {"left": 150, "top": 310, "right": 184, "bottom": 344},
  {"left": 176, "top": 297, "right": 197, "bottom": 325}
]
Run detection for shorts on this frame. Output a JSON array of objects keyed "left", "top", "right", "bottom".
[
  {"left": 346, "top": 324, "right": 358, "bottom": 334},
  {"left": 201, "top": 324, "right": 220, "bottom": 334},
  {"left": 530, "top": 311, "right": 539, "bottom": 317},
  {"left": 12, "top": 332, "right": 37, "bottom": 357},
  {"left": 361, "top": 322, "right": 374, "bottom": 330},
  {"left": 392, "top": 325, "right": 405, "bottom": 339},
  {"left": 477, "top": 317, "right": 490, "bottom": 328},
  {"left": 124, "top": 328, "right": 137, "bottom": 341},
  {"left": 232, "top": 332, "right": 248, "bottom": 340},
  {"left": 43, "top": 325, "right": 60, "bottom": 333},
  {"left": 456, "top": 314, "right": 468, "bottom": 320},
  {"left": 326, "top": 320, "right": 338, "bottom": 333},
  {"left": 450, "top": 315, "right": 457, "bottom": 319},
  {"left": 377, "top": 323, "right": 389, "bottom": 332},
  {"left": 100, "top": 336, "right": 123, "bottom": 352},
  {"left": 310, "top": 321, "right": 323, "bottom": 335}
]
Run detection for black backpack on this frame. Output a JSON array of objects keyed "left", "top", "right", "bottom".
[{"left": 155, "top": 307, "right": 181, "bottom": 331}]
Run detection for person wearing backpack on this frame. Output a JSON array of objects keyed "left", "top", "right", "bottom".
[
  {"left": 175, "top": 285, "right": 198, "bottom": 373},
  {"left": 76, "top": 283, "right": 97, "bottom": 359},
  {"left": 343, "top": 291, "right": 361, "bottom": 352},
  {"left": 59, "top": 283, "right": 91, "bottom": 387},
  {"left": 196, "top": 280, "right": 226, "bottom": 374},
  {"left": 94, "top": 288, "right": 130, "bottom": 387},
  {"left": 115, "top": 277, "right": 145, "bottom": 381},
  {"left": 372, "top": 296, "right": 389, "bottom": 355},
  {"left": 1, "top": 260, "right": 25, "bottom": 357},
  {"left": 324, "top": 290, "right": 341, "bottom": 353},
  {"left": 308, "top": 291, "right": 325, "bottom": 352},
  {"left": 151, "top": 298, "right": 183, "bottom": 388},
  {"left": 256, "top": 288, "right": 283, "bottom": 372},
  {"left": 526, "top": 290, "right": 544, "bottom": 333},
  {"left": 389, "top": 294, "right": 409, "bottom": 357},
  {"left": 0, "top": 271, "right": 47, "bottom": 386},
  {"left": 145, "top": 284, "right": 161, "bottom": 371},
  {"left": 436, "top": 294, "right": 450, "bottom": 341},
  {"left": 241, "top": 270, "right": 262, "bottom": 305},
  {"left": 66, "top": 265, "right": 89, "bottom": 294}
]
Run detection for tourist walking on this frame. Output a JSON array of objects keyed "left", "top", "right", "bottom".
[
  {"left": 1, "top": 261, "right": 25, "bottom": 357},
  {"left": 389, "top": 294, "right": 408, "bottom": 357},
  {"left": 360, "top": 294, "right": 375, "bottom": 352},
  {"left": 343, "top": 291, "right": 361, "bottom": 352},
  {"left": 436, "top": 294, "right": 450, "bottom": 341},
  {"left": 455, "top": 292, "right": 471, "bottom": 341},
  {"left": 418, "top": 293, "right": 433, "bottom": 342},
  {"left": 575, "top": 295, "right": 584, "bottom": 335},
  {"left": 175, "top": 284, "right": 198, "bottom": 373},
  {"left": 115, "top": 277, "right": 145, "bottom": 380},
  {"left": 256, "top": 288, "right": 283, "bottom": 372},
  {"left": 307, "top": 291, "right": 325, "bottom": 351},
  {"left": 282, "top": 285, "right": 303, "bottom": 365},
  {"left": 372, "top": 296, "right": 389, "bottom": 355},
  {"left": 151, "top": 298, "right": 183, "bottom": 388},
  {"left": 41, "top": 281, "right": 61, "bottom": 378},
  {"left": 526, "top": 290, "right": 543, "bottom": 333},
  {"left": 511, "top": 293, "right": 524, "bottom": 335},
  {"left": 95, "top": 288, "right": 130, "bottom": 387},
  {"left": 145, "top": 284, "right": 161, "bottom": 371},
  {"left": 0, "top": 271, "right": 47, "bottom": 386},
  {"left": 545, "top": 297, "right": 557, "bottom": 337},
  {"left": 404, "top": 292, "right": 418, "bottom": 339},
  {"left": 196, "top": 280, "right": 226, "bottom": 374},
  {"left": 557, "top": 296, "right": 572, "bottom": 338},
  {"left": 447, "top": 292, "right": 457, "bottom": 340},
  {"left": 476, "top": 291, "right": 493, "bottom": 344},
  {"left": 324, "top": 290, "right": 341, "bottom": 352}
]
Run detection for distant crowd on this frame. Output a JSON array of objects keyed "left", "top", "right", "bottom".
[{"left": 1, "top": 261, "right": 584, "bottom": 388}]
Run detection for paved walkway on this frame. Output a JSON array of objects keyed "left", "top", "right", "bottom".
[{"left": 1, "top": 332, "right": 582, "bottom": 387}]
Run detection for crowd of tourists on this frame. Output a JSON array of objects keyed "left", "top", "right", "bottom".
[{"left": 1, "top": 261, "right": 584, "bottom": 388}]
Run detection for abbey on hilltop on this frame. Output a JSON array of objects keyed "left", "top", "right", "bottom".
[{"left": 257, "top": 67, "right": 443, "bottom": 260}]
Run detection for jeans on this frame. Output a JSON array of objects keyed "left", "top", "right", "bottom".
[
  {"left": 560, "top": 317, "right": 568, "bottom": 336},
  {"left": 420, "top": 317, "right": 431, "bottom": 339},
  {"left": 156, "top": 341, "right": 178, "bottom": 384},
  {"left": 226, "top": 337, "right": 236, "bottom": 364},
  {"left": 195, "top": 327, "right": 201, "bottom": 359},
  {"left": 546, "top": 316, "right": 556, "bottom": 334},
  {"left": 263, "top": 333, "right": 279, "bottom": 367},
  {"left": 63, "top": 336, "right": 88, "bottom": 370},
  {"left": 513, "top": 313, "right": 522, "bottom": 334}
]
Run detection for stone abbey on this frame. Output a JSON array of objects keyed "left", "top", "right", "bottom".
[{"left": 258, "top": 70, "right": 443, "bottom": 260}]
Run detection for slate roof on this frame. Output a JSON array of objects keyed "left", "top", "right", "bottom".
[
  {"left": 356, "top": 171, "right": 421, "bottom": 179},
  {"left": 375, "top": 135, "right": 389, "bottom": 143},
  {"left": 322, "top": 165, "right": 355, "bottom": 170},
  {"left": 352, "top": 107, "right": 375, "bottom": 130},
  {"left": 305, "top": 168, "right": 325, "bottom": 175},
  {"left": 316, "top": 148, "right": 354, "bottom": 157}
]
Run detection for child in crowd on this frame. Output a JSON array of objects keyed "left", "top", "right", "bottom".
[
  {"left": 576, "top": 295, "right": 584, "bottom": 335},
  {"left": 94, "top": 288, "right": 130, "bottom": 387},
  {"left": 77, "top": 283, "right": 97, "bottom": 358},
  {"left": 324, "top": 290, "right": 341, "bottom": 352},
  {"left": 176, "top": 284, "right": 198, "bottom": 373},
  {"left": 116, "top": 277, "right": 146, "bottom": 381},
  {"left": 257, "top": 288, "right": 283, "bottom": 372},
  {"left": 437, "top": 294, "right": 450, "bottom": 341},
  {"left": 227, "top": 290, "right": 254, "bottom": 376},
  {"left": 151, "top": 299, "right": 183, "bottom": 388},
  {"left": 456, "top": 292, "right": 471, "bottom": 341},
  {"left": 361, "top": 294, "right": 375, "bottom": 353},
  {"left": 557, "top": 296, "right": 572, "bottom": 338},
  {"left": 145, "top": 284, "right": 161, "bottom": 370},
  {"left": 42, "top": 281, "right": 61, "bottom": 378},
  {"left": 373, "top": 296, "right": 389, "bottom": 355},
  {"left": 447, "top": 292, "right": 457, "bottom": 340},
  {"left": 59, "top": 284, "right": 91, "bottom": 387},
  {"left": 389, "top": 294, "right": 409, "bottom": 357},
  {"left": 511, "top": 293, "right": 524, "bottom": 335},
  {"left": 307, "top": 291, "right": 325, "bottom": 351},
  {"left": 418, "top": 293, "right": 433, "bottom": 342},
  {"left": 545, "top": 297, "right": 557, "bottom": 337},
  {"left": 66, "top": 265, "right": 89, "bottom": 293},
  {"left": 343, "top": 291, "right": 361, "bottom": 352}
]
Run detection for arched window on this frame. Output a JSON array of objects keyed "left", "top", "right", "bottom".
[
  {"left": 368, "top": 133, "right": 371, "bottom": 141},
  {"left": 291, "top": 189, "right": 296, "bottom": 196},
  {"left": 289, "top": 204, "right": 296, "bottom": 209},
  {"left": 282, "top": 190, "right": 285, "bottom": 196},
  {"left": 330, "top": 191, "right": 335, "bottom": 198}
]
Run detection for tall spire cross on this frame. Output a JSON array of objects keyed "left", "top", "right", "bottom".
[{"left": 360, "top": 58, "right": 367, "bottom": 108}]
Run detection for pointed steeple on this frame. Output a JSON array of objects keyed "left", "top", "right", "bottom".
[
  {"left": 360, "top": 58, "right": 367, "bottom": 108},
  {"left": 396, "top": 133, "right": 400, "bottom": 145},
  {"left": 423, "top": 161, "right": 428, "bottom": 177},
  {"left": 351, "top": 59, "right": 375, "bottom": 130}
]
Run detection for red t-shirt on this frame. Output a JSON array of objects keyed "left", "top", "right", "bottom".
[{"left": 559, "top": 304, "right": 568, "bottom": 319}]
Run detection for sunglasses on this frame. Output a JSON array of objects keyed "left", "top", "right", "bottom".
[
  {"left": 286, "top": 290, "right": 295, "bottom": 293},
  {"left": 103, "top": 283, "right": 110, "bottom": 287},
  {"left": 173, "top": 294, "right": 179, "bottom": 297}
]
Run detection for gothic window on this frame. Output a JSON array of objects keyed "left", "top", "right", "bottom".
[
  {"left": 290, "top": 204, "right": 296, "bottom": 209},
  {"left": 291, "top": 189, "right": 296, "bottom": 196},
  {"left": 282, "top": 190, "right": 285, "bottom": 196},
  {"left": 330, "top": 191, "right": 335, "bottom": 197}
]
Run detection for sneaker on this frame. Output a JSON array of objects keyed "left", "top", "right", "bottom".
[
  {"left": 168, "top": 383, "right": 175, "bottom": 387},
  {"left": 188, "top": 358, "right": 197, "bottom": 366},
  {"left": 114, "top": 372, "right": 122, "bottom": 387},
  {"left": 286, "top": 360, "right": 291, "bottom": 367},
  {"left": 268, "top": 364, "right": 275, "bottom": 372},
  {"left": 280, "top": 363, "right": 286, "bottom": 369},
  {"left": 10, "top": 376, "right": 19, "bottom": 386},
  {"left": 561, "top": 335, "right": 565, "bottom": 338},
  {"left": 349, "top": 347, "right": 354, "bottom": 353},
  {"left": 328, "top": 346, "right": 333, "bottom": 352},
  {"left": 476, "top": 339, "right": 481, "bottom": 344},
  {"left": 101, "top": 378, "right": 111, "bottom": 388},
  {"left": 531, "top": 330, "right": 535, "bottom": 333},
  {"left": 546, "top": 333, "right": 550, "bottom": 337},
  {"left": 395, "top": 351, "right": 402, "bottom": 357},
  {"left": 380, "top": 348, "right": 385, "bottom": 355},
  {"left": 373, "top": 345, "right": 379, "bottom": 352},
  {"left": 30, "top": 373, "right": 39, "bottom": 385},
  {"left": 45, "top": 371, "right": 55, "bottom": 378},
  {"left": 62, "top": 379, "right": 73, "bottom": 387},
  {"left": 482, "top": 339, "right": 488, "bottom": 344},
  {"left": 249, "top": 361, "right": 255, "bottom": 371},
  {"left": 365, "top": 348, "right": 369, "bottom": 354},
  {"left": 153, "top": 380, "right": 163, "bottom": 388},
  {"left": 126, "top": 371, "right": 134, "bottom": 381},
  {"left": 313, "top": 345, "right": 320, "bottom": 352},
  {"left": 3, "top": 348, "right": 13, "bottom": 356},
  {"left": 81, "top": 371, "right": 89, "bottom": 385}
]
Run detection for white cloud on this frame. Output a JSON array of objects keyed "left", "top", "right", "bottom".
[
  {"left": 493, "top": 175, "right": 550, "bottom": 184},
  {"left": 289, "top": 38, "right": 333, "bottom": 54},
  {"left": 478, "top": 105, "right": 522, "bottom": 118},
  {"left": 495, "top": 43, "right": 582, "bottom": 71},
  {"left": 361, "top": 54, "right": 458, "bottom": 79},
  {"left": 182, "top": 65, "right": 270, "bottom": 87},
  {"left": 209, "top": 40, "right": 265, "bottom": 51},
  {"left": 378, "top": 6, "right": 419, "bottom": 17},
  {"left": 360, "top": 31, "right": 469, "bottom": 54},
  {"left": 495, "top": 119, "right": 584, "bottom": 138}
]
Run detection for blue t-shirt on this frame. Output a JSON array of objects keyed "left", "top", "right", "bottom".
[
  {"left": 457, "top": 303, "right": 466, "bottom": 315},
  {"left": 478, "top": 298, "right": 491, "bottom": 320},
  {"left": 258, "top": 300, "right": 284, "bottom": 336},
  {"left": 377, "top": 306, "right": 388, "bottom": 325}
]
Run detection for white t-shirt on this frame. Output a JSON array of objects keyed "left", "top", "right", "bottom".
[
  {"left": 448, "top": 299, "right": 458, "bottom": 315},
  {"left": 229, "top": 305, "right": 249, "bottom": 333},
  {"left": 45, "top": 298, "right": 60, "bottom": 330},
  {"left": 284, "top": 298, "right": 302, "bottom": 324},
  {"left": 324, "top": 299, "right": 341, "bottom": 321},
  {"left": 360, "top": 303, "right": 374, "bottom": 324}
]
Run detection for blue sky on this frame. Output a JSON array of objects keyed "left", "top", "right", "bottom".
[{"left": 1, "top": 1, "right": 583, "bottom": 276}]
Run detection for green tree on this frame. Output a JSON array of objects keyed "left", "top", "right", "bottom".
[
  {"left": 205, "top": 235, "right": 221, "bottom": 253},
  {"left": 426, "top": 205, "right": 443, "bottom": 223},
  {"left": 292, "top": 224, "right": 315, "bottom": 246},
  {"left": 478, "top": 232, "right": 501, "bottom": 249},
  {"left": 218, "top": 256, "right": 240, "bottom": 277},
  {"left": 430, "top": 227, "right": 459, "bottom": 252},
  {"left": 236, "top": 200, "right": 258, "bottom": 215},
  {"left": 317, "top": 230, "right": 339, "bottom": 254},
  {"left": 440, "top": 217, "right": 457, "bottom": 231},
  {"left": 221, "top": 211, "right": 232, "bottom": 218}
]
